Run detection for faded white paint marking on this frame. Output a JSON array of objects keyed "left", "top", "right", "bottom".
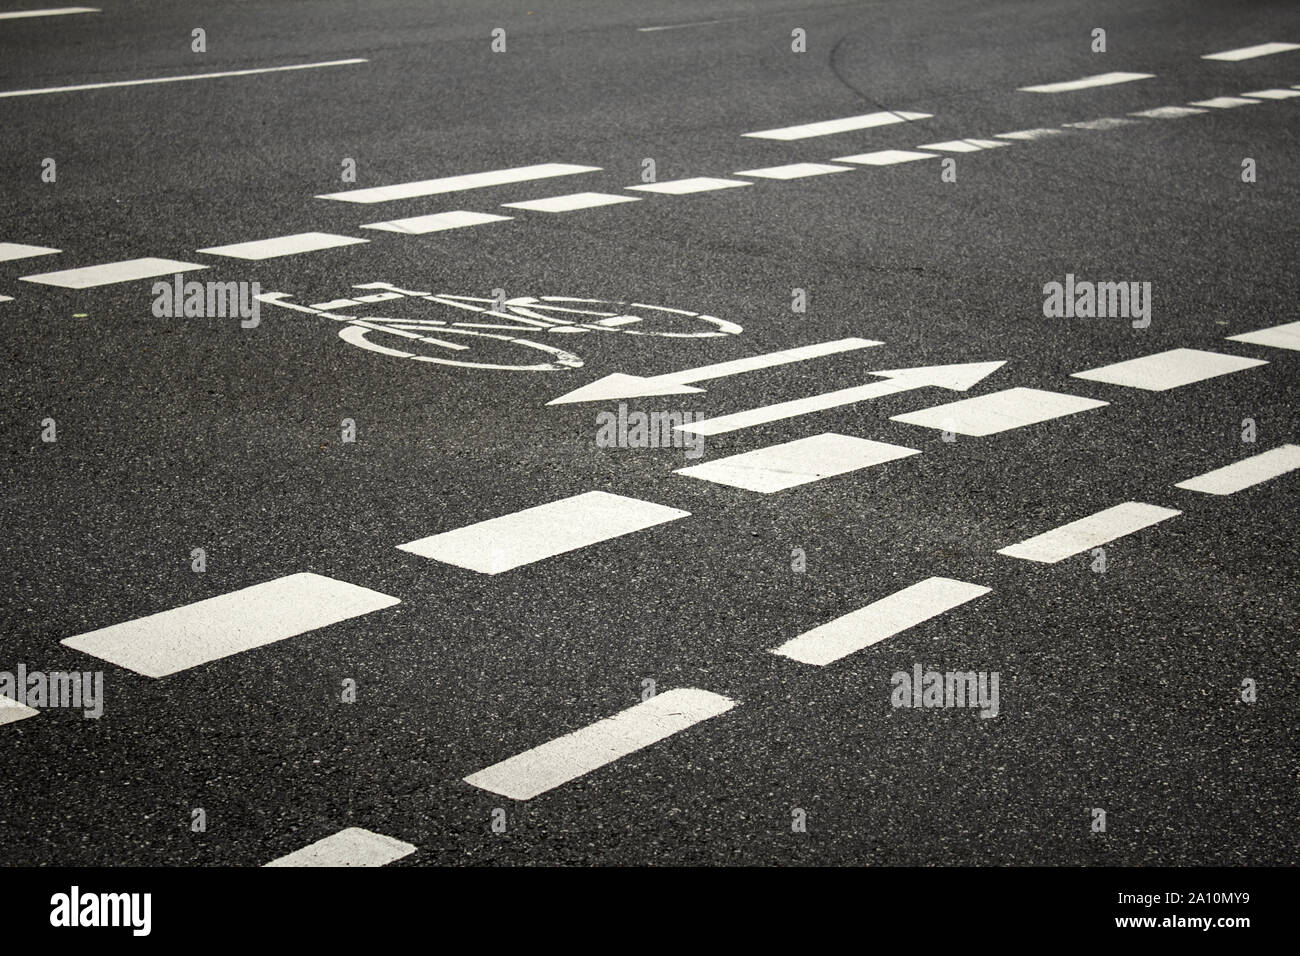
[
  {"left": 1130, "top": 105, "right": 1207, "bottom": 118},
  {"left": 198, "top": 232, "right": 367, "bottom": 260},
  {"left": 264, "top": 828, "right": 416, "bottom": 867},
  {"left": 1064, "top": 117, "right": 1140, "bottom": 130},
  {"left": 397, "top": 491, "right": 688, "bottom": 574},
  {"left": 892, "top": 387, "right": 1107, "bottom": 436},
  {"left": 627, "top": 177, "right": 751, "bottom": 195},
  {"left": 0, "top": 242, "right": 61, "bottom": 262},
  {"left": 361, "top": 211, "right": 512, "bottom": 234},
  {"left": 675, "top": 433, "right": 918, "bottom": 494},
  {"left": 464, "top": 688, "right": 735, "bottom": 800},
  {"left": 318, "top": 163, "right": 601, "bottom": 203},
  {"left": 21, "top": 257, "right": 207, "bottom": 289},
  {"left": 1202, "top": 42, "right": 1300, "bottom": 61},
  {"left": 831, "top": 149, "right": 938, "bottom": 165},
  {"left": 0, "top": 59, "right": 367, "bottom": 98},
  {"left": 1175, "top": 444, "right": 1300, "bottom": 496},
  {"left": 1227, "top": 320, "right": 1300, "bottom": 352},
  {"left": 61, "top": 573, "right": 400, "bottom": 678},
  {"left": 998, "top": 502, "right": 1181, "bottom": 563},
  {"left": 1189, "top": 96, "right": 1261, "bottom": 108},
  {"left": 1239, "top": 88, "right": 1300, "bottom": 99},
  {"left": 995, "top": 128, "right": 1065, "bottom": 141},
  {"left": 1018, "top": 72, "right": 1153, "bottom": 93},
  {"left": 733, "top": 162, "right": 854, "bottom": 179},
  {"left": 1071, "top": 348, "right": 1266, "bottom": 391},
  {"left": 915, "top": 138, "right": 1008, "bottom": 152},
  {"left": 742, "top": 110, "right": 931, "bottom": 140},
  {"left": 503, "top": 192, "right": 640, "bottom": 212},
  {"left": 772, "top": 577, "right": 991, "bottom": 666},
  {"left": 0, "top": 7, "right": 98, "bottom": 19}
]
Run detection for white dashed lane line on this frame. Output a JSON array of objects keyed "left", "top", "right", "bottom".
[
  {"left": 1, "top": 695, "right": 40, "bottom": 726},
  {"left": 1189, "top": 96, "right": 1263, "bottom": 108},
  {"left": 1202, "top": 42, "right": 1300, "bottom": 61},
  {"left": 627, "top": 177, "right": 751, "bottom": 194},
  {"left": 1018, "top": 72, "right": 1153, "bottom": 93},
  {"left": 1227, "top": 320, "right": 1300, "bottom": 352},
  {"left": 1071, "top": 348, "right": 1266, "bottom": 391},
  {"left": 502, "top": 192, "right": 641, "bottom": 212},
  {"left": 916, "top": 139, "right": 1009, "bottom": 152},
  {"left": 997, "top": 502, "right": 1182, "bottom": 564},
  {"left": 891, "top": 387, "right": 1107, "bottom": 436},
  {"left": 316, "top": 163, "right": 601, "bottom": 203},
  {"left": 360, "top": 210, "right": 512, "bottom": 234},
  {"left": 1175, "top": 445, "right": 1300, "bottom": 496},
  {"left": 264, "top": 828, "right": 416, "bottom": 867},
  {"left": 733, "top": 162, "right": 854, "bottom": 179},
  {"left": 0, "top": 242, "right": 61, "bottom": 262},
  {"left": 996, "top": 128, "right": 1066, "bottom": 140},
  {"left": 464, "top": 688, "right": 736, "bottom": 801},
  {"left": 1240, "top": 88, "right": 1300, "bottom": 99},
  {"left": 675, "top": 433, "right": 919, "bottom": 494},
  {"left": 197, "top": 232, "right": 367, "bottom": 260},
  {"left": 0, "top": 7, "right": 98, "bottom": 19},
  {"left": 1131, "top": 105, "right": 1208, "bottom": 118},
  {"left": 741, "top": 110, "right": 931, "bottom": 140},
  {"left": 832, "top": 149, "right": 938, "bottom": 165},
  {"left": 20, "top": 257, "right": 207, "bottom": 289},
  {"left": 0, "top": 59, "right": 368, "bottom": 99}
]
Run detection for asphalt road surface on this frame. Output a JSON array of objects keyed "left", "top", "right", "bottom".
[{"left": 2, "top": 0, "right": 1298, "bottom": 868}]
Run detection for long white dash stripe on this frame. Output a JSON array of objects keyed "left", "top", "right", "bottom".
[
  {"left": 21, "top": 257, "right": 207, "bottom": 289},
  {"left": 1018, "top": 72, "right": 1153, "bottom": 93},
  {"left": 502, "top": 192, "right": 640, "bottom": 212},
  {"left": 742, "top": 110, "right": 931, "bottom": 140},
  {"left": 995, "top": 128, "right": 1066, "bottom": 140},
  {"left": 1131, "top": 105, "right": 1208, "bottom": 118},
  {"left": 398, "top": 490, "right": 688, "bottom": 574},
  {"left": 832, "top": 149, "right": 938, "bottom": 165},
  {"left": 198, "top": 232, "right": 367, "bottom": 260},
  {"left": 0, "top": 7, "right": 98, "bottom": 19},
  {"left": 1071, "top": 348, "right": 1266, "bottom": 391},
  {"left": 892, "top": 387, "right": 1107, "bottom": 436},
  {"left": 626, "top": 177, "right": 750, "bottom": 194},
  {"left": 0, "top": 295, "right": 12, "bottom": 303},
  {"left": 733, "top": 162, "right": 854, "bottom": 179},
  {"left": 464, "top": 688, "right": 735, "bottom": 800},
  {"left": 1, "top": 695, "right": 40, "bottom": 726},
  {"left": 361, "top": 210, "right": 512, "bottom": 234},
  {"left": 317, "top": 163, "right": 600, "bottom": 203},
  {"left": 998, "top": 502, "right": 1181, "bottom": 563},
  {"left": 61, "top": 572, "right": 400, "bottom": 678},
  {"left": 916, "top": 139, "right": 1009, "bottom": 152},
  {"left": 1240, "top": 88, "right": 1300, "bottom": 99},
  {"left": 1175, "top": 444, "right": 1300, "bottom": 495},
  {"left": 676, "top": 433, "right": 918, "bottom": 493},
  {"left": 1227, "top": 320, "right": 1300, "bottom": 351},
  {"left": 1064, "top": 117, "right": 1140, "bottom": 130},
  {"left": 638, "top": 17, "right": 747, "bottom": 32},
  {"left": 0, "top": 59, "right": 367, "bottom": 98},
  {"left": 1202, "top": 42, "right": 1300, "bottom": 61},
  {"left": 0, "top": 242, "right": 61, "bottom": 262},
  {"left": 773, "top": 577, "right": 991, "bottom": 665},
  {"left": 1189, "top": 96, "right": 1261, "bottom": 108},
  {"left": 264, "top": 828, "right": 416, "bottom": 867}
]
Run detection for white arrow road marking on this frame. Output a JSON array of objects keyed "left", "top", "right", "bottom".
[
  {"left": 0, "top": 242, "right": 60, "bottom": 262},
  {"left": 674, "top": 361, "right": 1004, "bottom": 436},
  {"left": 361, "top": 210, "right": 512, "bottom": 234},
  {"left": 317, "top": 163, "right": 601, "bottom": 203},
  {"left": 397, "top": 491, "right": 688, "bottom": 574},
  {"left": 547, "top": 338, "right": 883, "bottom": 405},
  {"left": 61, "top": 573, "right": 400, "bottom": 678},
  {"left": 1018, "top": 72, "right": 1153, "bottom": 93},
  {"left": 21, "top": 257, "right": 207, "bottom": 289},
  {"left": 742, "top": 110, "right": 931, "bottom": 140},
  {"left": 1176, "top": 445, "right": 1300, "bottom": 495},
  {"left": 676, "top": 433, "right": 918, "bottom": 493},
  {"left": 998, "top": 502, "right": 1181, "bottom": 563},
  {"left": 264, "top": 828, "right": 416, "bottom": 867},
  {"left": 1227, "top": 320, "right": 1300, "bottom": 351},
  {"left": 198, "top": 232, "right": 367, "bottom": 260},
  {"left": 1, "top": 695, "right": 40, "bottom": 726},
  {"left": 892, "top": 386, "right": 1106, "bottom": 436},
  {"left": 1202, "top": 42, "right": 1300, "bottom": 61},
  {"left": 772, "top": 577, "right": 991, "bottom": 666},
  {"left": 464, "top": 688, "right": 735, "bottom": 801},
  {"left": 1071, "top": 348, "right": 1266, "bottom": 391}
]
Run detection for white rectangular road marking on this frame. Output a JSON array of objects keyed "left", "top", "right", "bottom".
[
  {"left": 0, "top": 7, "right": 99, "bottom": 19},
  {"left": 675, "top": 433, "right": 918, "bottom": 494},
  {"left": 742, "top": 110, "right": 931, "bottom": 140},
  {"left": 21, "top": 257, "right": 207, "bottom": 289},
  {"left": 1131, "top": 105, "right": 1207, "bottom": 118},
  {"left": 198, "top": 232, "right": 367, "bottom": 260},
  {"left": 0, "top": 242, "right": 61, "bottom": 262},
  {"left": 1203, "top": 42, "right": 1300, "bottom": 61},
  {"left": 0, "top": 59, "right": 367, "bottom": 99},
  {"left": 734, "top": 162, "right": 854, "bottom": 179},
  {"left": 1175, "top": 445, "right": 1300, "bottom": 496},
  {"left": 502, "top": 192, "right": 640, "bottom": 212},
  {"left": 995, "top": 128, "right": 1065, "bottom": 140},
  {"left": 361, "top": 211, "right": 511, "bottom": 234},
  {"left": 317, "top": 163, "right": 600, "bottom": 203},
  {"left": 832, "top": 149, "right": 938, "bottom": 165},
  {"left": 264, "top": 828, "right": 416, "bottom": 867},
  {"left": 892, "top": 387, "right": 1107, "bottom": 436},
  {"left": 464, "top": 688, "right": 735, "bottom": 800},
  {"left": 61, "top": 572, "right": 400, "bottom": 678},
  {"left": 397, "top": 491, "right": 689, "bottom": 574},
  {"left": 1071, "top": 348, "right": 1266, "bottom": 391},
  {"left": 627, "top": 177, "right": 751, "bottom": 195},
  {"left": 1189, "top": 96, "right": 1261, "bottom": 108},
  {"left": 1240, "top": 88, "right": 1300, "bottom": 99},
  {"left": 1064, "top": 117, "right": 1140, "bottom": 130},
  {"left": 1227, "top": 320, "right": 1300, "bottom": 351},
  {"left": 773, "top": 577, "right": 991, "bottom": 666},
  {"left": 916, "top": 139, "right": 1008, "bottom": 152},
  {"left": 998, "top": 502, "right": 1181, "bottom": 563},
  {"left": 1, "top": 695, "right": 40, "bottom": 726},
  {"left": 1019, "top": 72, "right": 1153, "bottom": 93}
]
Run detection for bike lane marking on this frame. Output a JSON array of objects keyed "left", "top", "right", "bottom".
[
  {"left": 20, "top": 257, "right": 207, "bottom": 288},
  {"left": 360, "top": 211, "right": 512, "bottom": 234},
  {"left": 772, "top": 577, "right": 991, "bottom": 666},
  {"left": 264, "top": 828, "right": 416, "bottom": 867},
  {"left": 316, "top": 163, "right": 601, "bottom": 203},
  {"left": 1175, "top": 444, "right": 1300, "bottom": 496},
  {"left": 464, "top": 688, "right": 735, "bottom": 801},
  {"left": 197, "top": 232, "right": 368, "bottom": 260},
  {"left": 396, "top": 491, "right": 689, "bottom": 574},
  {"left": 997, "top": 502, "right": 1181, "bottom": 563},
  {"left": 675, "top": 433, "right": 918, "bottom": 494},
  {"left": 61, "top": 573, "right": 400, "bottom": 678}
]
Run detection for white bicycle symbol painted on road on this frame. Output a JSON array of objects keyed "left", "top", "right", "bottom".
[{"left": 256, "top": 283, "right": 743, "bottom": 371}]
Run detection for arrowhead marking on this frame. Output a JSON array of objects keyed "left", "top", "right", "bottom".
[
  {"left": 871, "top": 361, "right": 1006, "bottom": 391},
  {"left": 546, "top": 373, "right": 706, "bottom": 405}
]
